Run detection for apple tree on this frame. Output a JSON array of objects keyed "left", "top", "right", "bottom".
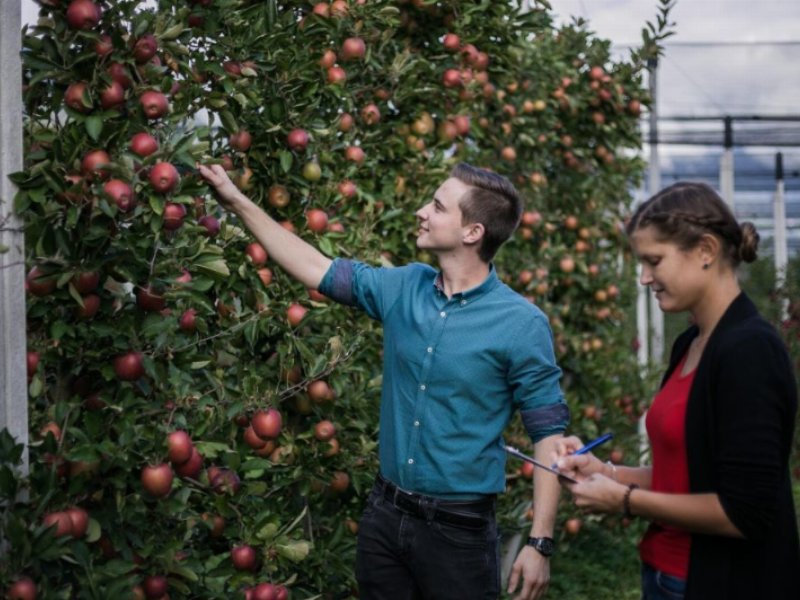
[{"left": 3, "top": 0, "right": 671, "bottom": 596}]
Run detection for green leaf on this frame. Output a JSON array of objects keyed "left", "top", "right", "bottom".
[{"left": 85, "top": 115, "right": 103, "bottom": 141}]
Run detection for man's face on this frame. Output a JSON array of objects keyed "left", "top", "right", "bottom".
[{"left": 415, "top": 177, "right": 473, "bottom": 254}]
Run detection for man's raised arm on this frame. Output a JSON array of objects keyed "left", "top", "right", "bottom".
[{"left": 198, "top": 164, "right": 332, "bottom": 290}]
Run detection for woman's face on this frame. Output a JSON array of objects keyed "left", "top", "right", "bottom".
[{"left": 630, "top": 226, "right": 710, "bottom": 314}]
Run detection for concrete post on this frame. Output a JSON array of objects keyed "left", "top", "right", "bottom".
[{"left": 0, "top": 0, "right": 29, "bottom": 474}]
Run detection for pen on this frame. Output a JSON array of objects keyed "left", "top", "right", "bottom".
[
  {"left": 504, "top": 445, "right": 578, "bottom": 483},
  {"left": 573, "top": 432, "right": 614, "bottom": 456}
]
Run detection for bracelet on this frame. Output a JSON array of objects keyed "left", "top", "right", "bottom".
[
  {"left": 605, "top": 460, "right": 618, "bottom": 482},
  {"left": 622, "top": 484, "right": 639, "bottom": 519}
]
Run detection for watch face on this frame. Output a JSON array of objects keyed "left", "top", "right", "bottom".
[
  {"left": 530, "top": 537, "right": 554, "bottom": 556},
  {"left": 539, "top": 538, "right": 554, "bottom": 555}
]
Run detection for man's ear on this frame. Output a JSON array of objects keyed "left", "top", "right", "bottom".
[{"left": 463, "top": 222, "right": 485, "bottom": 245}]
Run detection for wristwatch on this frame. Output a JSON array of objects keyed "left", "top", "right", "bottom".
[{"left": 526, "top": 536, "right": 555, "bottom": 557}]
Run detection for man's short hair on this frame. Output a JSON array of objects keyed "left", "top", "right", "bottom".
[{"left": 451, "top": 163, "right": 523, "bottom": 262}]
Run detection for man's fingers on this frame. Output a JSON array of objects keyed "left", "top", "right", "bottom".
[{"left": 507, "top": 563, "right": 520, "bottom": 594}]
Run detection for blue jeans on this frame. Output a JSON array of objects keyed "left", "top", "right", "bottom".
[
  {"left": 641, "top": 563, "right": 687, "bottom": 600},
  {"left": 356, "top": 480, "right": 500, "bottom": 599}
]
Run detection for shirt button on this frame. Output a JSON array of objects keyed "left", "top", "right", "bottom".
[
  {"left": 420, "top": 384, "right": 426, "bottom": 391},
  {"left": 440, "top": 311, "right": 446, "bottom": 318},
  {"left": 461, "top": 299, "right": 467, "bottom": 306},
  {"left": 427, "top": 347, "right": 433, "bottom": 353},
  {"left": 414, "top": 420, "right": 420, "bottom": 427},
  {"left": 408, "top": 458, "right": 414, "bottom": 465}
]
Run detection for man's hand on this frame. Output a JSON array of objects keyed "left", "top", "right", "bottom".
[
  {"left": 197, "top": 163, "right": 247, "bottom": 212},
  {"left": 507, "top": 545, "right": 550, "bottom": 600}
]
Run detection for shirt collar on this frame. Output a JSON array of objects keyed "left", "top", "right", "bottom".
[{"left": 433, "top": 263, "right": 500, "bottom": 300}]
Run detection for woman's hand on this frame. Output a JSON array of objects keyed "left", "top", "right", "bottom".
[
  {"left": 553, "top": 436, "right": 609, "bottom": 482},
  {"left": 563, "top": 473, "right": 627, "bottom": 514}
]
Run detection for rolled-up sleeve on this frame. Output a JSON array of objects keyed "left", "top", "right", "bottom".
[
  {"left": 508, "top": 312, "right": 569, "bottom": 442},
  {"left": 318, "top": 258, "right": 387, "bottom": 321}
]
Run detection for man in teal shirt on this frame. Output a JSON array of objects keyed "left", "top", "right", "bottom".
[{"left": 200, "top": 161, "right": 569, "bottom": 600}]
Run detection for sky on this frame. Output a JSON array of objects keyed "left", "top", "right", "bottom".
[{"left": 546, "top": 0, "right": 800, "bottom": 254}]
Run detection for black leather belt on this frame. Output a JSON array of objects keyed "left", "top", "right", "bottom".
[{"left": 375, "top": 474, "right": 495, "bottom": 529}]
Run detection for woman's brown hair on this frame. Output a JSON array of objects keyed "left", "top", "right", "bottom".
[{"left": 626, "top": 181, "right": 760, "bottom": 267}]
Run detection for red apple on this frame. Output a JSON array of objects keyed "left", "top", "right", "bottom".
[
  {"left": 565, "top": 517, "right": 582, "bottom": 535},
  {"left": 66, "top": 0, "right": 101, "bottom": 30},
  {"left": 6, "top": 577, "right": 37, "bottom": 600},
  {"left": 129, "top": 132, "right": 159, "bottom": 157},
  {"left": 178, "top": 308, "right": 197, "bottom": 332},
  {"left": 251, "top": 583, "right": 278, "bottom": 600},
  {"left": 286, "top": 128, "right": 309, "bottom": 151},
  {"left": 268, "top": 184, "right": 290, "bottom": 208},
  {"left": 338, "top": 112, "right": 354, "bottom": 132},
  {"left": 520, "top": 461, "right": 534, "bottom": 480},
  {"left": 133, "top": 34, "right": 158, "bottom": 64},
  {"left": 198, "top": 215, "right": 220, "bottom": 236},
  {"left": 80, "top": 150, "right": 111, "bottom": 179},
  {"left": 107, "top": 62, "right": 132, "bottom": 88},
  {"left": 442, "top": 68, "right": 462, "bottom": 88},
  {"left": 167, "top": 431, "right": 193, "bottom": 465},
  {"left": 175, "top": 447, "right": 203, "bottom": 478},
  {"left": 142, "top": 575, "right": 168, "bottom": 599},
  {"left": 99, "top": 80, "right": 125, "bottom": 109},
  {"left": 103, "top": 179, "right": 135, "bottom": 212},
  {"left": 360, "top": 103, "right": 381, "bottom": 125},
  {"left": 64, "top": 81, "right": 91, "bottom": 113},
  {"left": 326, "top": 66, "right": 346, "bottom": 84},
  {"left": 251, "top": 408, "right": 282, "bottom": 440},
  {"left": 314, "top": 420, "right": 336, "bottom": 442},
  {"left": 230, "top": 130, "right": 252, "bottom": 152},
  {"left": 256, "top": 268, "right": 273, "bottom": 287},
  {"left": 65, "top": 506, "right": 89, "bottom": 538},
  {"left": 136, "top": 285, "right": 165, "bottom": 312},
  {"left": 344, "top": 145, "right": 365, "bottom": 164},
  {"left": 442, "top": 33, "right": 460, "bottom": 51},
  {"left": 307, "top": 379, "right": 333, "bottom": 403},
  {"left": 311, "top": 2, "right": 330, "bottom": 17},
  {"left": 75, "top": 294, "right": 101, "bottom": 319},
  {"left": 209, "top": 467, "right": 240, "bottom": 494},
  {"left": 43, "top": 511, "right": 74, "bottom": 537},
  {"left": 330, "top": 0, "right": 348, "bottom": 16},
  {"left": 162, "top": 202, "right": 187, "bottom": 230},
  {"left": 139, "top": 90, "right": 169, "bottom": 119},
  {"left": 26, "top": 266, "right": 56, "bottom": 297},
  {"left": 319, "top": 49, "right": 337, "bottom": 69},
  {"left": 286, "top": 303, "right": 307, "bottom": 326},
  {"left": 113, "top": 351, "right": 144, "bottom": 381},
  {"left": 40, "top": 422, "right": 61, "bottom": 441},
  {"left": 245, "top": 242, "right": 268, "bottom": 266},
  {"left": 337, "top": 180, "right": 357, "bottom": 198},
  {"left": 94, "top": 33, "right": 113, "bottom": 57},
  {"left": 305, "top": 209, "right": 328, "bottom": 233},
  {"left": 275, "top": 586, "right": 289, "bottom": 600},
  {"left": 26, "top": 351, "right": 39, "bottom": 377},
  {"left": 149, "top": 162, "right": 180, "bottom": 193},
  {"left": 340, "top": 37, "right": 366, "bottom": 61},
  {"left": 330, "top": 470, "right": 350, "bottom": 493},
  {"left": 243, "top": 425, "right": 268, "bottom": 449},
  {"left": 71, "top": 271, "right": 100, "bottom": 293},
  {"left": 231, "top": 544, "right": 257, "bottom": 571},
  {"left": 141, "top": 464, "right": 173, "bottom": 498}
]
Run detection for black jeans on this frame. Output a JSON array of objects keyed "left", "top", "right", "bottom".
[{"left": 355, "top": 477, "right": 500, "bottom": 600}]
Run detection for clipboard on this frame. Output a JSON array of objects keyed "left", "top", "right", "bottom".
[{"left": 504, "top": 445, "right": 578, "bottom": 483}]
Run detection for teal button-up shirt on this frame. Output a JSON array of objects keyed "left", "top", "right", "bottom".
[{"left": 319, "top": 259, "right": 569, "bottom": 498}]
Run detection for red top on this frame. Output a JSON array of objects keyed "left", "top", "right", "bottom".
[{"left": 639, "top": 353, "right": 694, "bottom": 579}]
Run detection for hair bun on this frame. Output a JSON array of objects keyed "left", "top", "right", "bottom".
[{"left": 738, "top": 221, "right": 759, "bottom": 263}]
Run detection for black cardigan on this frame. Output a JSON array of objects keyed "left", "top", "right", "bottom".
[{"left": 660, "top": 293, "right": 800, "bottom": 599}]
